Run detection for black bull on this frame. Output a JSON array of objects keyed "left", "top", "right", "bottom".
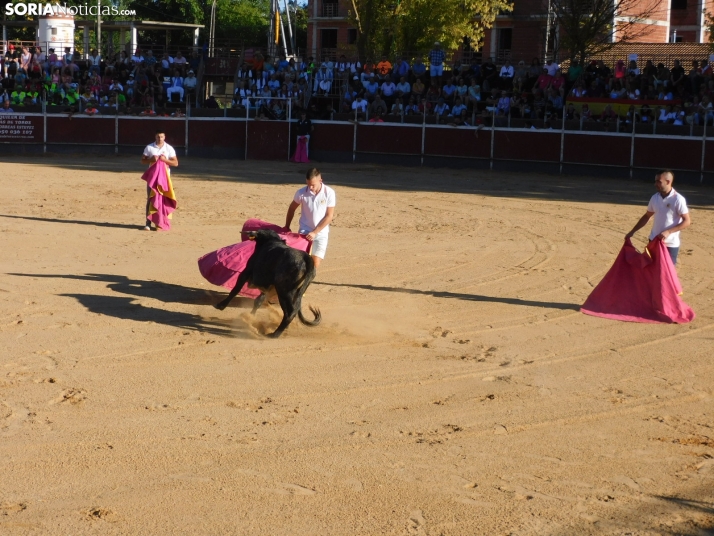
[{"left": 214, "top": 230, "right": 321, "bottom": 337}]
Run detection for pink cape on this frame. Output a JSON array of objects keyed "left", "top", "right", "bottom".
[
  {"left": 291, "top": 136, "right": 310, "bottom": 163},
  {"left": 581, "top": 238, "right": 695, "bottom": 324},
  {"left": 197, "top": 219, "right": 311, "bottom": 299},
  {"left": 141, "top": 163, "right": 177, "bottom": 230}
]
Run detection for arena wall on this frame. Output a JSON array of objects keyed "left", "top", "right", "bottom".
[{"left": 0, "top": 113, "right": 712, "bottom": 185}]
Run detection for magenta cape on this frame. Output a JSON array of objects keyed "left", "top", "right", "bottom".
[
  {"left": 141, "top": 162, "right": 177, "bottom": 230},
  {"left": 291, "top": 136, "right": 310, "bottom": 163},
  {"left": 581, "top": 238, "right": 695, "bottom": 324},
  {"left": 197, "top": 219, "right": 311, "bottom": 299}
]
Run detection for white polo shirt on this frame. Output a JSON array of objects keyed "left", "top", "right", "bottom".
[
  {"left": 294, "top": 183, "right": 336, "bottom": 237},
  {"left": 143, "top": 141, "right": 176, "bottom": 160},
  {"left": 647, "top": 188, "right": 688, "bottom": 247}
]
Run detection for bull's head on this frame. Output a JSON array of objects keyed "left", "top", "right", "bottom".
[{"left": 252, "top": 229, "right": 283, "bottom": 245}]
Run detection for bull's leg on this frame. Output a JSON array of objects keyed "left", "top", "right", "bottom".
[
  {"left": 251, "top": 292, "right": 267, "bottom": 314},
  {"left": 214, "top": 271, "right": 250, "bottom": 311},
  {"left": 268, "top": 290, "right": 298, "bottom": 338}
]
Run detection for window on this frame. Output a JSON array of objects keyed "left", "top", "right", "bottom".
[
  {"left": 498, "top": 28, "right": 512, "bottom": 51},
  {"left": 348, "top": 29, "right": 358, "bottom": 44},
  {"left": 321, "top": 0, "right": 338, "bottom": 17},
  {"left": 321, "top": 29, "right": 338, "bottom": 49},
  {"left": 671, "top": 0, "right": 686, "bottom": 9}
]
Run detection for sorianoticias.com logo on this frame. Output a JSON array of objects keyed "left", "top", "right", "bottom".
[{"left": 5, "top": 2, "right": 136, "bottom": 16}]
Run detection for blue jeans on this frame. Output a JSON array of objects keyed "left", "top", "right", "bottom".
[{"left": 667, "top": 247, "right": 679, "bottom": 265}]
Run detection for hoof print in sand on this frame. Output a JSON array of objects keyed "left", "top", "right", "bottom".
[
  {"left": 1, "top": 502, "right": 27, "bottom": 515},
  {"left": 51, "top": 388, "right": 87, "bottom": 405},
  {"left": 85, "top": 507, "right": 118, "bottom": 522}
]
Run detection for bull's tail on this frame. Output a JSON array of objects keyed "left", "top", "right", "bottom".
[{"left": 297, "top": 255, "right": 321, "bottom": 327}]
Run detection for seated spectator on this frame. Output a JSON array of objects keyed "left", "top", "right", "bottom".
[
  {"left": 581, "top": 103, "right": 592, "bottom": 120},
  {"left": 364, "top": 76, "right": 379, "bottom": 100},
  {"left": 499, "top": 60, "right": 514, "bottom": 89},
  {"left": 570, "top": 82, "right": 587, "bottom": 98},
  {"left": 450, "top": 97, "right": 467, "bottom": 117},
  {"left": 550, "top": 70, "right": 565, "bottom": 95},
  {"left": 204, "top": 95, "right": 220, "bottom": 109},
  {"left": 600, "top": 104, "right": 617, "bottom": 122},
  {"left": 697, "top": 96, "right": 713, "bottom": 125},
  {"left": 456, "top": 78, "right": 468, "bottom": 99},
  {"left": 449, "top": 109, "right": 470, "bottom": 127},
  {"left": 376, "top": 56, "right": 392, "bottom": 81},
  {"left": 480, "top": 57, "right": 497, "bottom": 92},
  {"left": 392, "top": 56, "right": 410, "bottom": 83},
  {"left": 657, "top": 87, "right": 674, "bottom": 100},
  {"left": 108, "top": 78, "right": 123, "bottom": 93},
  {"left": 627, "top": 60, "right": 640, "bottom": 76},
  {"left": 535, "top": 68, "right": 552, "bottom": 93},
  {"left": 433, "top": 97, "right": 449, "bottom": 119},
  {"left": 512, "top": 92, "right": 527, "bottom": 118},
  {"left": 547, "top": 88, "right": 563, "bottom": 115},
  {"left": 514, "top": 61, "right": 528, "bottom": 92},
  {"left": 640, "top": 104, "right": 653, "bottom": 123},
  {"left": 368, "top": 93, "right": 388, "bottom": 118},
  {"left": 654, "top": 63, "right": 670, "bottom": 89},
  {"left": 173, "top": 51, "right": 187, "bottom": 75},
  {"left": 626, "top": 81, "right": 640, "bottom": 100},
  {"left": 567, "top": 59, "right": 583, "bottom": 87},
  {"left": 545, "top": 58, "right": 560, "bottom": 77},
  {"left": 496, "top": 91, "right": 510, "bottom": 115},
  {"left": 172, "top": 108, "right": 186, "bottom": 118},
  {"left": 351, "top": 94, "right": 367, "bottom": 120},
  {"left": 368, "top": 114, "right": 384, "bottom": 123},
  {"left": 609, "top": 81, "right": 626, "bottom": 99},
  {"left": 166, "top": 69, "right": 185, "bottom": 102},
  {"left": 342, "top": 84, "right": 358, "bottom": 112},
  {"left": 88, "top": 49, "right": 101, "bottom": 75},
  {"left": 0, "top": 100, "right": 14, "bottom": 113},
  {"left": 85, "top": 101, "right": 100, "bottom": 115},
  {"left": 314, "top": 63, "right": 333, "bottom": 95},
  {"left": 426, "top": 82, "right": 441, "bottom": 104},
  {"left": 396, "top": 76, "right": 410, "bottom": 99},
  {"left": 418, "top": 97, "right": 432, "bottom": 115},
  {"left": 412, "top": 77, "right": 425, "bottom": 99},
  {"left": 140, "top": 105, "right": 156, "bottom": 116},
  {"left": 404, "top": 96, "right": 419, "bottom": 115},
  {"left": 467, "top": 79, "right": 481, "bottom": 107},
  {"left": 442, "top": 78, "right": 457, "bottom": 104},
  {"left": 532, "top": 91, "right": 546, "bottom": 118},
  {"left": 412, "top": 57, "right": 426, "bottom": 80},
  {"left": 614, "top": 60, "right": 626, "bottom": 80},
  {"left": 183, "top": 70, "right": 197, "bottom": 97},
  {"left": 671, "top": 104, "right": 685, "bottom": 125},
  {"left": 391, "top": 97, "right": 404, "bottom": 115},
  {"left": 381, "top": 78, "right": 397, "bottom": 107},
  {"left": 564, "top": 102, "right": 579, "bottom": 121}
]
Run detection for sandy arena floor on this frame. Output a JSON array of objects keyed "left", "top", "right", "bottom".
[{"left": 1, "top": 156, "right": 713, "bottom": 535}]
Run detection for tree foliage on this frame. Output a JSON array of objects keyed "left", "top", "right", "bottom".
[
  {"left": 348, "top": 0, "right": 512, "bottom": 59},
  {"left": 551, "top": 0, "right": 665, "bottom": 63}
]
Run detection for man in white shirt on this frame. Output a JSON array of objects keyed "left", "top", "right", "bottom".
[
  {"left": 166, "top": 70, "right": 184, "bottom": 102},
  {"left": 284, "top": 168, "right": 336, "bottom": 269},
  {"left": 88, "top": 49, "right": 101, "bottom": 75},
  {"left": 140, "top": 130, "right": 179, "bottom": 230},
  {"left": 626, "top": 170, "right": 691, "bottom": 265},
  {"left": 545, "top": 59, "right": 560, "bottom": 77}
]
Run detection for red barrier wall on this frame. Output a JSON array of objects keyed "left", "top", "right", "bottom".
[
  {"left": 311, "top": 123, "right": 354, "bottom": 153},
  {"left": 424, "top": 126, "right": 490, "bottom": 159},
  {"left": 633, "top": 138, "right": 701, "bottom": 170},
  {"left": 247, "top": 121, "right": 289, "bottom": 160},
  {"left": 494, "top": 131, "right": 561, "bottom": 162},
  {"left": 47, "top": 116, "right": 114, "bottom": 144},
  {"left": 188, "top": 120, "right": 245, "bottom": 148},
  {"left": 356, "top": 124, "right": 421, "bottom": 155},
  {"left": 564, "top": 134, "right": 631, "bottom": 167},
  {"left": 119, "top": 118, "right": 185, "bottom": 147}
]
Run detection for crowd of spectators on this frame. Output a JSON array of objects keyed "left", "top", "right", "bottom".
[{"left": 0, "top": 42, "right": 201, "bottom": 116}]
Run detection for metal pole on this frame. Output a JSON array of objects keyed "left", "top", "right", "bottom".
[
  {"left": 630, "top": 116, "right": 635, "bottom": 179},
  {"left": 278, "top": 10, "right": 289, "bottom": 57},
  {"left": 560, "top": 110, "right": 565, "bottom": 175},
  {"left": 97, "top": 0, "right": 102, "bottom": 56},
  {"left": 700, "top": 119, "right": 707, "bottom": 184},
  {"left": 352, "top": 119, "right": 357, "bottom": 162},
  {"left": 421, "top": 109, "right": 425, "bottom": 165},
  {"left": 43, "top": 101, "right": 47, "bottom": 154},
  {"left": 185, "top": 107, "right": 189, "bottom": 156},
  {"left": 281, "top": 0, "right": 295, "bottom": 54},
  {"left": 115, "top": 113, "right": 118, "bottom": 154},
  {"left": 245, "top": 103, "right": 249, "bottom": 160},
  {"left": 490, "top": 108, "right": 495, "bottom": 170},
  {"left": 287, "top": 98, "right": 292, "bottom": 160}
]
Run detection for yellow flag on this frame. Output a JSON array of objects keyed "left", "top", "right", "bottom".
[{"left": 275, "top": 10, "right": 280, "bottom": 44}]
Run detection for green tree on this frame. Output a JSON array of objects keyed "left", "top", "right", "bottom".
[{"left": 348, "top": 0, "right": 512, "bottom": 59}]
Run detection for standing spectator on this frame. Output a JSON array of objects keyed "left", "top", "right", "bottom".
[
  {"left": 294, "top": 110, "right": 313, "bottom": 159},
  {"left": 625, "top": 170, "right": 690, "bottom": 265},
  {"left": 670, "top": 60, "right": 685, "bottom": 90},
  {"left": 428, "top": 42, "right": 446, "bottom": 87},
  {"left": 481, "top": 57, "right": 497, "bottom": 92}
]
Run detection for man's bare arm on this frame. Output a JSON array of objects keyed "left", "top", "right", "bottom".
[
  {"left": 306, "top": 206, "right": 335, "bottom": 240},
  {"left": 285, "top": 200, "right": 300, "bottom": 230},
  {"left": 626, "top": 211, "right": 654, "bottom": 238}
]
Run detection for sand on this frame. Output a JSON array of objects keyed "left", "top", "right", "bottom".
[{"left": 0, "top": 156, "right": 713, "bottom": 535}]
